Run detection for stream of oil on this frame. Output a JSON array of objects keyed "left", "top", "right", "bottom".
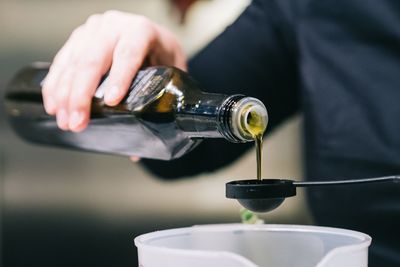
[
  {"left": 255, "top": 134, "right": 263, "bottom": 180},
  {"left": 244, "top": 109, "right": 266, "bottom": 180}
]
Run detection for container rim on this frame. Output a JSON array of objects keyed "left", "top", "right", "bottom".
[{"left": 134, "top": 223, "right": 371, "bottom": 259}]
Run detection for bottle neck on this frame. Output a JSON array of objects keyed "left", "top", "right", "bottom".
[
  {"left": 177, "top": 93, "right": 268, "bottom": 142},
  {"left": 217, "top": 95, "right": 248, "bottom": 142},
  {"left": 176, "top": 91, "right": 230, "bottom": 138},
  {"left": 218, "top": 95, "right": 268, "bottom": 142}
]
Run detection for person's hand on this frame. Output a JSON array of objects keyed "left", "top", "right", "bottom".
[{"left": 42, "top": 10, "right": 187, "bottom": 133}]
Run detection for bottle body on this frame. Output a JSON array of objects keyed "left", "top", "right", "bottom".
[{"left": 5, "top": 63, "right": 268, "bottom": 160}]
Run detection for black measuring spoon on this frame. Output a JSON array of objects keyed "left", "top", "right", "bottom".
[{"left": 226, "top": 175, "right": 400, "bottom": 212}]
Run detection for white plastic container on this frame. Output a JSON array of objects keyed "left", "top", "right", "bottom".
[{"left": 134, "top": 224, "right": 371, "bottom": 267}]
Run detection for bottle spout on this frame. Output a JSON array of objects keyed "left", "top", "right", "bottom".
[{"left": 231, "top": 97, "right": 268, "bottom": 142}]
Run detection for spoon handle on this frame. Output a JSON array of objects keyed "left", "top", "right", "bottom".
[{"left": 293, "top": 175, "right": 400, "bottom": 187}]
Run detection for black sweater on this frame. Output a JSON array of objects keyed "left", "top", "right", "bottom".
[{"left": 142, "top": 1, "right": 400, "bottom": 265}]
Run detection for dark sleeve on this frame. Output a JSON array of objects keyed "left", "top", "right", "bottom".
[{"left": 141, "top": 0, "right": 300, "bottom": 178}]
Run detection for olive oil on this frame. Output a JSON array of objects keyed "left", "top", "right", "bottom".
[
  {"left": 255, "top": 136, "right": 263, "bottom": 180},
  {"left": 5, "top": 62, "right": 269, "bottom": 160},
  {"left": 237, "top": 104, "right": 268, "bottom": 180}
]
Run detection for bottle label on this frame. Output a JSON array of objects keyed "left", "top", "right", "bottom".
[
  {"left": 95, "top": 68, "right": 167, "bottom": 110},
  {"left": 126, "top": 68, "right": 158, "bottom": 108}
]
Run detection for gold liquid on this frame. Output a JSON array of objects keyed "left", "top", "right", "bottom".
[
  {"left": 242, "top": 109, "right": 267, "bottom": 180},
  {"left": 255, "top": 134, "right": 263, "bottom": 180}
]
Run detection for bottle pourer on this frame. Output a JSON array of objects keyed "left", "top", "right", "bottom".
[{"left": 226, "top": 176, "right": 400, "bottom": 213}]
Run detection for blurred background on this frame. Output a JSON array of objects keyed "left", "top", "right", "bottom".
[{"left": 0, "top": 0, "right": 312, "bottom": 266}]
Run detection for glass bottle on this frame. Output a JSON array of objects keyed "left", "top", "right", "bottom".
[{"left": 5, "top": 62, "right": 268, "bottom": 160}]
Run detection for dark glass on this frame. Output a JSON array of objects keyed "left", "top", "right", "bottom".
[{"left": 4, "top": 62, "right": 268, "bottom": 160}]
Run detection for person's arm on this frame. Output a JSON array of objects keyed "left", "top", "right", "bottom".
[{"left": 141, "top": 0, "right": 300, "bottom": 178}]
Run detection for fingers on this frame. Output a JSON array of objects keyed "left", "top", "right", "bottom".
[
  {"left": 42, "top": 10, "right": 187, "bottom": 133},
  {"left": 67, "top": 16, "right": 117, "bottom": 132},
  {"left": 68, "top": 67, "right": 106, "bottom": 132},
  {"left": 104, "top": 18, "right": 156, "bottom": 106},
  {"left": 54, "top": 68, "right": 75, "bottom": 130},
  {"left": 42, "top": 14, "right": 117, "bottom": 132},
  {"left": 67, "top": 36, "right": 115, "bottom": 131},
  {"left": 42, "top": 28, "right": 79, "bottom": 115}
]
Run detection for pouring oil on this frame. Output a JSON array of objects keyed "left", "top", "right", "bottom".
[
  {"left": 238, "top": 104, "right": 268, "bottom": 180},
  {"left": 237, "top": 102, "right": 268, "bottom": 224}
]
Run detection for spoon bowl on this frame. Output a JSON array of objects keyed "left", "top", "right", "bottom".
[
  {"left": 226, "top": 179, "right": 296, "bottom": 212},
  {"left": 238, "top": 198, "right": 286, "bottom": 213}
]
